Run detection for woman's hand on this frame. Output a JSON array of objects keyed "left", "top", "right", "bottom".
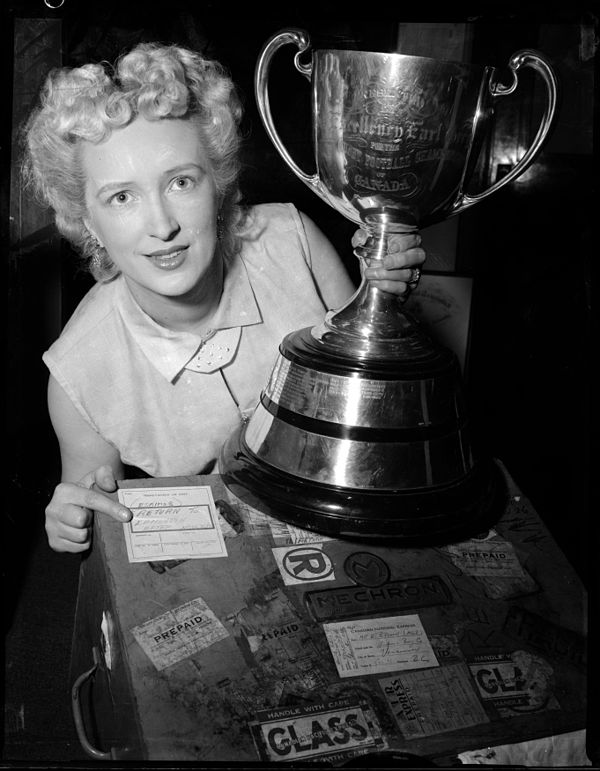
[
  {"left": 352, "top": 230, "right": 426, "bottom": 297},
  {"left": 45, "top": 464, "right": 132, "bottom": 553}
]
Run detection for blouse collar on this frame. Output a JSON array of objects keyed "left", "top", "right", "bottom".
[{"left": 116, "top": 253, "right": 262, "bottom": 382}]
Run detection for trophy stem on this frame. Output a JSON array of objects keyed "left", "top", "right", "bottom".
[{"left": 311, "top": 228, "right": 431, "bottom": 361}]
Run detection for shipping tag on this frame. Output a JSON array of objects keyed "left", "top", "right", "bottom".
[
  {"left": 440, "top": 533, "right": 537, "bottom": 599},
  {"left": 379, "top": 661, "right": 489, "bottom": 739},
  {"left": 323, "top": 614, "right": 438, "bottom": 678},
  {"left": 118, "top": 485, "right": 227, "bottom": 562}
]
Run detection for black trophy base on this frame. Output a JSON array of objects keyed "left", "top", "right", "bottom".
[{"left": 219, "top": 426, "right": 507, "bottom": 546}]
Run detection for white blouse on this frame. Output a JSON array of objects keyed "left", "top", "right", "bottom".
[{"left": 43, "top": 203, "right": 329, "bottom": 477}]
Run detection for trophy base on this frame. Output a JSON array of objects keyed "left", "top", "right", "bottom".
[{"left": 220, "top": 429, "right": 507, "bottom": 545}]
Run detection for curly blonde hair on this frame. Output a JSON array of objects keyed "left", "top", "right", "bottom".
[{"left": 22, "top": 42, "right": 246, "bottom": 281}]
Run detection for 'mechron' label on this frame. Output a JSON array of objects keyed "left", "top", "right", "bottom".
[{"left": 305, "top": 575, "right": 452, "bottom": 622}]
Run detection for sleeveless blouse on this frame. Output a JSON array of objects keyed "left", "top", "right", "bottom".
[{"left": 42, "top": 203, "right": 329, "bottom": 477}]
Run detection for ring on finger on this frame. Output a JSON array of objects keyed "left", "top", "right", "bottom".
[{"left": 408, "top": 267, "right": 422, "bottom": 286}]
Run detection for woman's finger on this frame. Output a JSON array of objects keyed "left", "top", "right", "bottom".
[
  {"left": 387, "top": 232, "right": 422, "bottom": 252},
  {"left": 364, "top": 266, "right": 421, "bottom": 283},
  {"left": 52, "top": 481, "right": 131, "bottom": 523},
  {"left": 53, "top": 533, "right": 92, "bottom": 553},
  {"left": 57, "top": 502, "right": 94, "bottom": 530},
  {"left": 56, "top": 522, "right": 92, "bottom": 544},
  {"left": 351, "top": 230, "right": 422, "bottom": 251},
  {"left": 351, "top": 229, "right": 368, "bottom": 247},
  {"left": 382, "top": 247, "right": 426, "bottom": 270},
  {"left": 368, "top": 278, "right": 412, "bottom": 296}
]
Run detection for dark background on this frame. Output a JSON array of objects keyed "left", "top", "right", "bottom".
[{"left": 2, "top": 1, "right": 596, "bottom": 763}]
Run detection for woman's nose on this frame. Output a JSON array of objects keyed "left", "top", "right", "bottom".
[{"left": 147, "top": 196, "right": 180, "bottom": 240}]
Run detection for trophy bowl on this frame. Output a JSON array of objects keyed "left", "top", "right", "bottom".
[{"left": 220, "top": 28, "right": 558, "bottom": 543}]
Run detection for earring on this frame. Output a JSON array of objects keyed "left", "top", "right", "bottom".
[
  {"left": 216, "top": 213, "right": 225, "bottom": 241},
  {"left": 89, "top": 239, "right": 106, "bottom": 273}
]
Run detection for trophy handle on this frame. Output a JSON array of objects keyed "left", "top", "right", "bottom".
[
  {"left": 454, "top": 49, "right": 559, "bottom": 214},
  {"left": 255, "top": 28, "right": 333, "bottom": 207}
]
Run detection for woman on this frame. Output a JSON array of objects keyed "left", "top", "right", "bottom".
[{"left": 23, "top": 42, "right": 425, "bottom": 553}]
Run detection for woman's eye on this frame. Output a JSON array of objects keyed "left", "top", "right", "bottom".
[
  {"left": 109, "top": 191, "right": 132, "bottom": 206},
  {"left": 171, "top": 176, "right": 194, "bottom": 191}
]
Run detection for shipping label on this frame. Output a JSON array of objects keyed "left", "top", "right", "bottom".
[
  {"left": 272, "top": 545, "right": 336, "bottom": 586},
  {"left": 250, "top": 699, "right": 385, "bottom": 763},
  {"left": 503, "top": 606, "right": 587, "bottom": 670},
  {"left": 306, "top": 575, "right": 451, "bottom": 622},
  {"left": 130, "top": 596, "right": 229, "bottom": 670},
  {"left": 441, "top": 538, "right": 526, "bottom": 578},
  {"left": 270, "top": 518, "right": 335, "bottom": 546},
  {"left": 379, "top": 662, "right": 489, "bottom": 738},
  {"left": 439, "top": 532, "right": 537, "bottom": 599},
  {"left": 118, "top": 485, "right": 227, "bottom": 562},
  {"left": 467, "top": 650, "right": 560, "bottom": 716},
  {"left": 323, "top": 614, "right": 438, "bottom": 678}
]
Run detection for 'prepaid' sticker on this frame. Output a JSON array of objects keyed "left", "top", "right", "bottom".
[{"left": 130, "top": 597, "right": 229, "bottom": 670}]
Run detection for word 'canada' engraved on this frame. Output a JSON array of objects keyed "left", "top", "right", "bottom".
[{"left": 349, "top": 171, "right": 419, "bottom": 195}]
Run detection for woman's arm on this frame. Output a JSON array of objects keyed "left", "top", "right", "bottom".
[
  {"left": 299, "top": 211, "right": 425, "bottom": 306},
  {"left": 45, "top": 375, "right": 131, "bottom": 552},
  {"left": 298, "top": 212, "right": 356, "bottom": 309},
  {"left": 48, "top": 374, "right": 123, "bottom": 483}
]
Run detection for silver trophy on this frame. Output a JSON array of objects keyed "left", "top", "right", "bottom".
[{"left": 220, "top": 28, "right": 558, "bottom": 543}]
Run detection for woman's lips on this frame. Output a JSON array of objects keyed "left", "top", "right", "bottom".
[{"left": 146, "top": 246, "right": 188, "bottom": 270}]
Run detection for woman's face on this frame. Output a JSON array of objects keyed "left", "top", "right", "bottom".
[{"left": 82, "top": 116, "right": 220, "bottom": 305}]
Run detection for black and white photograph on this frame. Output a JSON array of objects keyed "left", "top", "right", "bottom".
[{"left": 2, "top": 3, "right": 596, "bottom": 767}]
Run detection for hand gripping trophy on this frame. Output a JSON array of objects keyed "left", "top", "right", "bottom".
[{"left": 220, "top": 28, "right": 558, "bottom": 543}]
